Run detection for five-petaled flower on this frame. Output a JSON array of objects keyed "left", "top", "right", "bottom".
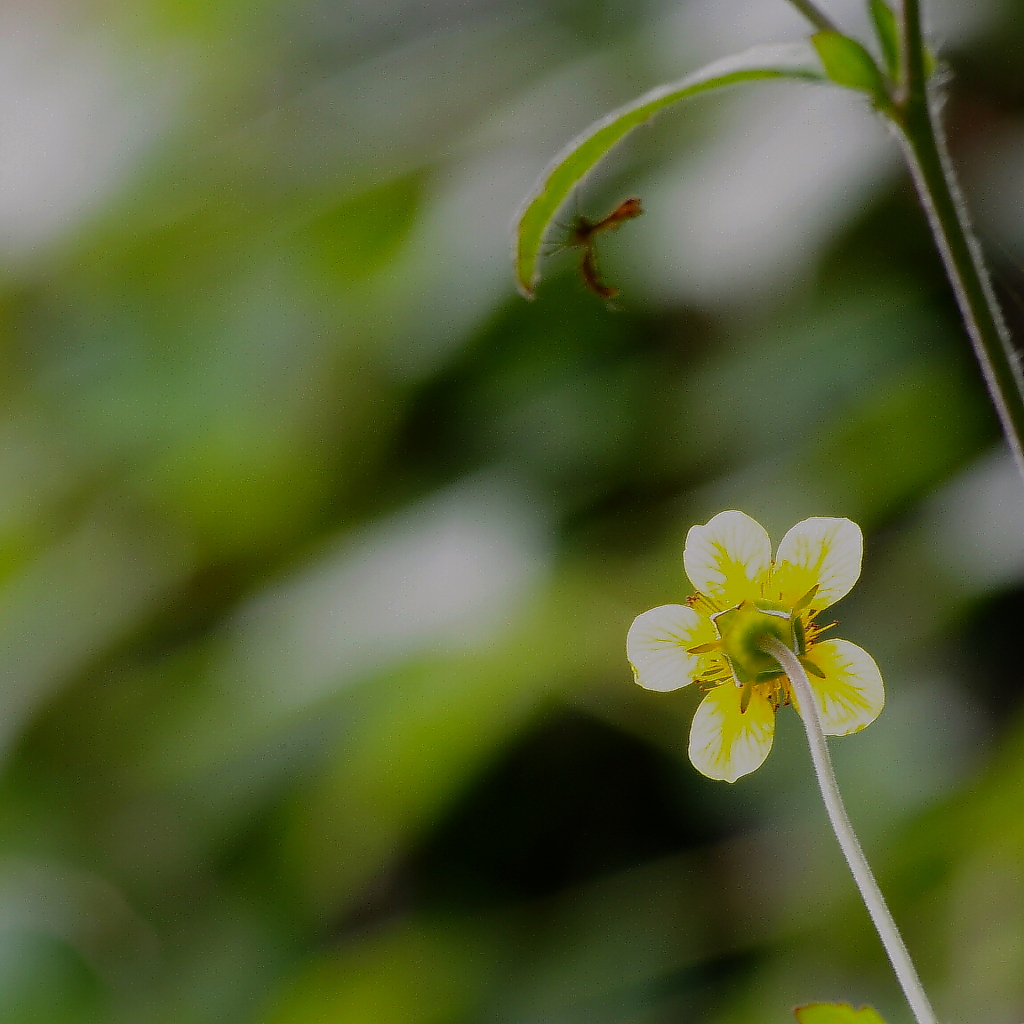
[{"left": 627, "top": 511, "right": 884, "bottom": 783}]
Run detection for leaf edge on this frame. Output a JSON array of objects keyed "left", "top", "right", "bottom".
[{"left": 511, "top": 40, "right": 827, "bottom": 299}]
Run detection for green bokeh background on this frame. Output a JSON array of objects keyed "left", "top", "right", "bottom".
[{"left": 1, "top": 0, "right": 1023, "bottom": 1022}]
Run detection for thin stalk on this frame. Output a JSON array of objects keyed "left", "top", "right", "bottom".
[
  {"left": 889, "top": 0, "right": 1024, "bottom": 482},
  {"left": 760, "top": 637, "right": 938, "bottom": 1024},
  {"left": 784, "top": 0, "right": 840, "bottom": 33}
]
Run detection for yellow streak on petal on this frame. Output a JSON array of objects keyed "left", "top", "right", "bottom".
[
  {"left": 688, "top": 682, "right": 775, "bottom": 782},
  {"left": 683, "top": 511, "right": 772, "bottom": 607},
  {"left": 794, "top": 638, "right": 884, "bottom": 735},
  {"left": 627, "top": 604, "right": 716, "bottom": 692},
  {"left": 772, "top": 517, "right": 862, "bottom": 610}
]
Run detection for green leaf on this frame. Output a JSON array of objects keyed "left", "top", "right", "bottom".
[
  {"left": 868, "top": 0, "right": 901, "bottom": 80},
  {"left": 794, "top": 1003, "right": 889, "bottom": 1024},
  {"left": 811, "top": 31, "right": 887, "bottom": 98},
  {"left": 513, "top": 41, "right": 826, "bottom": 298}
]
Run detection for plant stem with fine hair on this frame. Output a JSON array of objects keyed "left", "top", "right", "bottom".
[
  {"left": 759, "top": 636, "right": 938, "bottom": 1024},
  {"left": 784, "top": 0, "right": 840, "bottom": 33},
  {"left": 889, "top": 0, "right": 1024, "bottom": 483}
]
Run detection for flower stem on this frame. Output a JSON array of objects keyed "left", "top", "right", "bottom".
[
  {"left": 783, "top": 0, "right": 840, "bottom": 33},
  {"left": 886, "top": 0, "right": 1024, "bottom": 482},
  {"left": 759, "top": 636, "right": 938, "bottom": 1024}
]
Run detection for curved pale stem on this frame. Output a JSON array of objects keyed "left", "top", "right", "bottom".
[{"left": 759, "top": 636, "right": 938, "bottom": 1024}]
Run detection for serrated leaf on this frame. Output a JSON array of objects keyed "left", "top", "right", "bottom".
[
  {"left": 868, "top": 0, "right": 900, "bottom": 80},
  {"left": 811, "top": 31, "right": 887, "bottom": 98},
  {"left": 794, "top": 1003, "right": 889, "bottom": 1024},
  {"left": 512, "top": 41, "right": 826, "bottom": 298}
]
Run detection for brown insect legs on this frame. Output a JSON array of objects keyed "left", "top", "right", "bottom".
[{"left": 562, "top": 197, "right": 643, "bottom": 299}]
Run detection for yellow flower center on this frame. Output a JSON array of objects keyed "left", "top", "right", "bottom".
[{"left": 712, "top": 599, "right": 798, "bottom": 685}]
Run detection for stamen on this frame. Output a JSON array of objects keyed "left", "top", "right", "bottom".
[
  {"left": 806, "top": 619, "right": 838, "bottom": 642},
  {"left": 782, "top": 676, "right": 793, "bottom": 706},
  {"left": 698, "top": 668, "right": 730, "bottom": 684},
  {"left": 686, "top": 592, "right": 721, "bottom": 614}
]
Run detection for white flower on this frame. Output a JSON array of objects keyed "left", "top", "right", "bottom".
[{"left": 627, "top": 511, "right": 884, "bottom": 782}]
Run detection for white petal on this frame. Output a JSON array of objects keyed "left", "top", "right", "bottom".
[
  {"left": 799, "top": 639, "right": 884, "bottom": 736},
  {"left": 688, "top": 683, "right": 775, "bottom": 782},
  {"left": 622, "top": 602, "right": 712, "bottom": 692},
  {"left": 683, "top": 510, "right": 772, "bottom": 607},
  {"left": 627, "top": 604, "right": 714, "bottom": 692},
  {"left": 772, "top": 517, "right": 862, "bottom": 610}
]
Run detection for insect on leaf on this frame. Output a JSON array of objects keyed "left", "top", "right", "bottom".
[
  {"left": 512, "top": 41, "right": 827, "bottom": 298},
  {"left": 566, "top": 197, "right": 643, "bottom": 299}
]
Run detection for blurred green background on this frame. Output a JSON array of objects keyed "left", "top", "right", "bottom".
[{"left": 1, "top": 0, "right": 1024, "bottom": 1022}]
